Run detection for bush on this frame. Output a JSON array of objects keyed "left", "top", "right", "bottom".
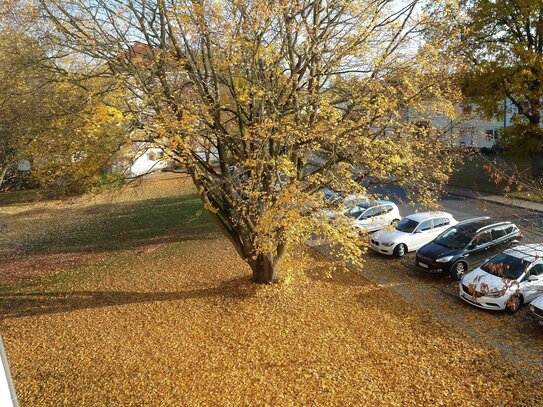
[{"left": 89, "top": 173, "right": 125, "bottom": 193}]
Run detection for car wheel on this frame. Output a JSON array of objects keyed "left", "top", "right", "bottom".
[
  {"left": 451, "top": 261, "right": 466, "bottom": 279},
  {"left": 506, "top": 295, "right": 523, "bottom": 313},
  {"left": 393, "top": 243, "right": 407, "bottom": 258}
]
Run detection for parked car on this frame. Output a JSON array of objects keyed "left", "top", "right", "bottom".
[
  {"left": 459, "top": 244, "right": 543, "bottom": 312},
  {"left": 529, "top": 295, "right": 543, "bottom": 325},
  {"left": 415, "top": 218, "right": 523, "bottom": 278},
  {"left": 321, "top": 188, "right": 367, "bottom": 206},
  {"left": 370, "top": 211, "right": 458, "bottom": 257},
  {"left": 321, "top": 187, "right": 344, "bottom": 203},
  {"left": 321, "top": 190, "right": 368, "bottom": 220},
  {"left": 345, "top": 200, "right": 401, "bottom": 233}
]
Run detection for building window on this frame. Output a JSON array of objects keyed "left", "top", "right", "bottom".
[{"left": 484, "top": 129, "right": 497, "bottom": 140}]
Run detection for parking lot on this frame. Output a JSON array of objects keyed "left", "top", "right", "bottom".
[{"left": 311, "top": 187, "right": 543, "bottom": 381}]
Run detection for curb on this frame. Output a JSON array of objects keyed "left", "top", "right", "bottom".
[{"left": 445, "top": 188, "right": 543, "bottom": 213}]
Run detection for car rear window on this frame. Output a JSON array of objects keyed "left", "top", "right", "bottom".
[
  {"left": 382, "top": 205, "right": 394, "bottom": 214},
  {"left": 491, "top": 227, "right": 506, "bottom": 240}
]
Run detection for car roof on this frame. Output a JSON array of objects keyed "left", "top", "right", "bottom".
[
  {"left": 504, "top": 244, "right": 543, "bottom": 263},
  {"left": 456, "top": 218, "right": 513, "bottom": 235},
  {"left": 405, "top": 211, "right": 453, "bottom": 222},
  {"left": 372, "top": 200, "right": 396, "bottom": 206}
]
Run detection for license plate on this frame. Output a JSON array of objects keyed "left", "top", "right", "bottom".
[{"left": 418, "top": 262, "right": 429, "bottom": 269}]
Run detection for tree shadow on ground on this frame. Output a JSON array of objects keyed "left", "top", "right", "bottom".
[
  {"left": 6, "top": 193, "right": 219, "bottom": 257},
  {"left": 0, "top": 276, "right": 257, "bottom": 319}
]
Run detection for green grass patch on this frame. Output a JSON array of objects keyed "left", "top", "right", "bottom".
[
  {"left": 22, "top": 193, "right": 219, "bottom": 256},
  {"left": 0, "top": 187, "right": 64, "bottom": 206}
]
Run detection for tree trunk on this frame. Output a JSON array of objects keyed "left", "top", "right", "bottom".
[
  {"left": 250, "top": 254, "right": 280, "bottom": 284},
  {"left": 531, "top": 151, "right": 543, "bottom": 178},
  {"left": 0, "top": 164, "right": 8, "bottom": 190}
]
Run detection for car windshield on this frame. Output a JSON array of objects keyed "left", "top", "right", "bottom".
[
  {"left": 345, "top": 203, "right": 372, "bottom": 219},
  {"left": 322, "top": 188, "right": 339, "bottom": 199},
  {"left": 396, "top": 218, "right": 419, "bottom": 233},
  {"left": 344, "top": 199, "right": 367, "bottom": 209},
  {"left": 434, "top": 227, "right": 472, "bottom": 249},
  {"left": 481, "top": 253, "right": 530, "bottom": 280}
]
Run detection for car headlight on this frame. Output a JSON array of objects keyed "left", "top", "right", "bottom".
[
  {"left": 530, "top": 304, "right": 535, "bottom": 313},
  {"left": 436, "top": 256, "right": 454, "bottom": 263},
  {"left": 381, "top": 242, "right": 395, "bottom": 247}
]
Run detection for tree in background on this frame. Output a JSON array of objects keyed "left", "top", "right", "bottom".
[
  {"left": 41, "top": 0, "right": 460, "bottom": 283},
  {"left": 26, "top": 84, "right": 129, "bottom": 192},
  {"left": 457, "top": 0, "right": 543, "bottom": 177},
  {"left": 0, "top": 23, "right": 49, "bottom": 187},
  {"left": 0, "top": 0, "right": 130, "bottom": 191}
]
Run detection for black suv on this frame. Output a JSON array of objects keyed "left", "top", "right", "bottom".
[{"left": 415, "top": 218, "right": 523, "bottom": 278}]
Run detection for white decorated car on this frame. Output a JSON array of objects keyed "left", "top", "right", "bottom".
[
  {"left": 370, "top": 211, "right": 458, "bottom": 257},
  {"left": 344, "top": 200, "right": 401, "bottom": 233},
  {"left": 459, "top": 244, "right": 543, "bottom": 312},
  {"left": 529, "top": 294, "right": 543, "bottom": 325}
]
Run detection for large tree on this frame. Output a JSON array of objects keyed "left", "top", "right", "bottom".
[
  {"left": 457, "top": 0, "right": 543, "bottom": 177},
  {"left": 0, "top": 17, "right": 48, "bottom": 187},
  {"left": 41, "top": 0, "right": 459, "bottom": 283}
]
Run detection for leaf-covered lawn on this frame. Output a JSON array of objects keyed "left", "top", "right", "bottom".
[{"left": 1, "top": 174, "right": 542, "bottom": 405}]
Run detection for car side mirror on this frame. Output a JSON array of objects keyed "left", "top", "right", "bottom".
[
  {"left": 467, "top": 244, "right": 476, "bottom": 251},
  {"left": 415, "top": 229, "right": 422, "bottom": 234},
  {"left": 528, "top": 275, "right": 538, "bottom": 282}
]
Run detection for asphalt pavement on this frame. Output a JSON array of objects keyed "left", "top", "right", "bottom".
[{"left": 369, "top": 184, "right": 543, "bottom": 244}]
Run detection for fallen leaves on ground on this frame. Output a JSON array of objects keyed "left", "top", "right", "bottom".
[{"left": 0, "top": 174, "right": 542, "bottom": 405}]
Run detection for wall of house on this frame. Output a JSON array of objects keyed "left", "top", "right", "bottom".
[
  {"left": 127, "top": 148, "right": 172, "bottom": 177},
  {"left": 430, "top": 109, "right": 503, "bottom": 149}
]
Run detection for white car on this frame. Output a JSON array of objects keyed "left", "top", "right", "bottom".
[
  {"left": 321, "top": 188, "right": 367, "bottom": 205},
  {"left": 344, "top": 200, "right": 401, "bottom": 233},
  {"left": 459, "top": 244, "right": 543, "bottom": 312},
  {"left": 370, "top": 211, "right": 458, "bottom": 257},
  {"left": 529, "top": 294, "right": 543, "bottom": 325},
  {"left": 322, "top": 190, "right": 368, "bottom": 219}
]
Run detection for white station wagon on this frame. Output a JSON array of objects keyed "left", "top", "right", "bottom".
[
  {"left": 344, "top": 200, "right": 401, "bottom": 233},
  {"left": 370, "top": 211, "right": 458, "bottom": 257}
]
